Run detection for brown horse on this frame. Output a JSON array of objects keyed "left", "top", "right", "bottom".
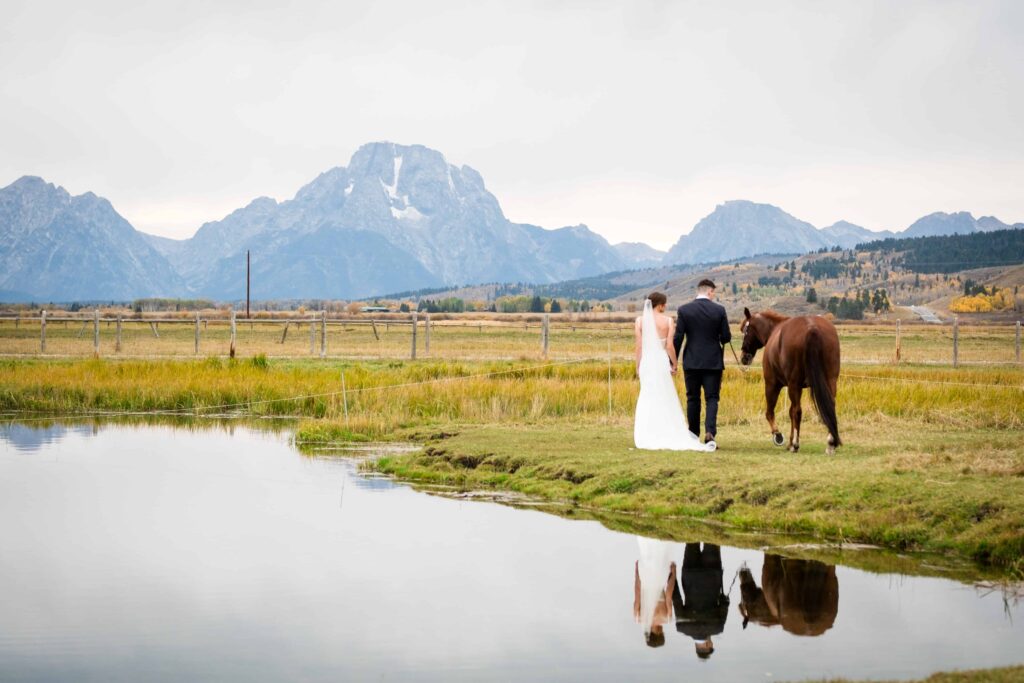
[{"left": 739, "top": 308, "right": 841, "bottom": 454}]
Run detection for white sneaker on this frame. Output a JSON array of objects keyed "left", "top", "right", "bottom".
[{"left": 705, "top": 440, "right": 717, "bottom": 451}]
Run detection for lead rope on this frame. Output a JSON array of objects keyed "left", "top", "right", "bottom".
[
  {"left": 726, "top": 566, "right": 741, "bottom": 597},
  {"left": 727, "top": 341, "right": 748, "bottom": 373}
]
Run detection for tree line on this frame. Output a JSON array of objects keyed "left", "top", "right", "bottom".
[{"left": 858, "top": 228, "right": 1024, "bottom": 274}]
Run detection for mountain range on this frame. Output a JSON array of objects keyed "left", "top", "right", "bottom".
[
  {"left": 660, "top": 205, "right": 1021, "bottom": 266},
  {"left": 1, "top": 141, "right": 1021, "bottom": 302}
]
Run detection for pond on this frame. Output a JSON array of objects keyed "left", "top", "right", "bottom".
[{"left": 0, "top": 421, "right": 1021, "bottom": 682}]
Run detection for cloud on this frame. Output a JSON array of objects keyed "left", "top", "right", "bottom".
[{"left": 1, "top": 0, "right": 1021, "bottom": 244}]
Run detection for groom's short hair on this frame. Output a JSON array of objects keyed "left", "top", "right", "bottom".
[
  {"left": 698, "top": 279, "right": 716, "bottom": 291},
  {"left": 648, "top": 291, "right": 667, "bottom": 308}
]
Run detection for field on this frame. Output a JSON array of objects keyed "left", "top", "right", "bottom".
[
  {"left": 0, "top": 314, "right": 1021, "bottom": 365},
  {"left": 2, "top": 326, "right": 1023, "bottom": 570},
  {"left": 3, "top": 315, "right": 1023, "bottom": 569}
]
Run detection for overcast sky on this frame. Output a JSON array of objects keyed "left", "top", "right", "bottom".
[{"left": 2, "top": 0, "right": 1022, "bottom": 249}]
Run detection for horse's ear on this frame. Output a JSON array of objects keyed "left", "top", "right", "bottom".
[{"left": 744, "top": 307, "right": 751, "bottom": 320}]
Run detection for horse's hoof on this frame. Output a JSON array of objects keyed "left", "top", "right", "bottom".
[
  {"left": 826, "top": 446, "right": 836, "bottom": 456},
  {"left": 788, "top": 444, "right": 799, "bottom": 453},
  {"left": 772, "top": 432, "right": 785, "bottom": 447}
]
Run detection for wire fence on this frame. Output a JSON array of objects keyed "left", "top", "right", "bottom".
[{"left": 0, "top": 312, "right": 1021, "bottom": 366}]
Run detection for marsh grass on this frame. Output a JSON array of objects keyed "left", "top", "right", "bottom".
[{"left": 2, "top": 357, "right": 1021, "bottom": 431}]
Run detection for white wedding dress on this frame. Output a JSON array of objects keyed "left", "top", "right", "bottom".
[
  {"left": 634, "top": 300, "right": 713, "bottom": 451},
  {"left": 635, "top": 536, "right": 675, "bottom": 635}
]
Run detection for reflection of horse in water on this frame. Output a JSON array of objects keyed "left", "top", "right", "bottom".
[{"left": 738, "top": 555, "right": 839, "bottom": 636}]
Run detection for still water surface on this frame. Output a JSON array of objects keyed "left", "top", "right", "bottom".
[{"left": 0, "top": 422, "right": 1021, "bottom": 682}]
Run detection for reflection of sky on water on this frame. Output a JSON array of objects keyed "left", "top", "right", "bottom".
[{"left": 0, "top": 423, "right": 1021, "bottom": 682}]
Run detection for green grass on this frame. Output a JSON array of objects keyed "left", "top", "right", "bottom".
[
  {"left": 805, "top": 666, "right": 1024, "bottom": 682},
  {"left": 371, "top": 418, "right": 1024, "bottom": 568}
]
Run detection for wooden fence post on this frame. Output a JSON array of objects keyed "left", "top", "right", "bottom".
[
  {"left": 542, "top": 314, "right": 550, "bottom": 358},
  {"left": 93, "top": 309, "right": 100, "bottom": 356},
  {"left": 952, "top": 316, "right": 959, "bottom": 368},
  {"left": 320, "top": 310, "right": 327, "bottom": 358},
  {"left": 40, "top": 310, "right": 46, "bottom": 353},
  {"left": 116, "top": 315, "right": 122, "bottom": 353},
  {"left": 411, "top": 312, "right": 418, "bottom": 360},
  {"left": 230, "top": 308, "right": 237, "bottom": 358},
  {"left": 425, "top": 313, "right": 431, "bottom": 356},
  {"left": 194, "top": 312, "right": 200, "bottom": 355},
  {"left": 895, "top": 319, "right": 901, "bottom": 363},
  {"left": 309, "top": 315, "right": 315, "bottom": 355},
  {"left": 1016, "top": 320, "right": 1021, "bottom": 364}
]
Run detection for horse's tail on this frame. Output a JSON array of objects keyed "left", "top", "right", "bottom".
[{"left": 805, "top": 327, "right": 841, "bottom": 447}]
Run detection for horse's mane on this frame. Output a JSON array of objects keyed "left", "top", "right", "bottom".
[{"left": 758, "top": 310, "right": 790, "bottom": 323}]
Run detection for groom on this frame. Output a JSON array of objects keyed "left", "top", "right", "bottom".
[{"left": 673, "top": 279, "right": 731, "bottom": 450}]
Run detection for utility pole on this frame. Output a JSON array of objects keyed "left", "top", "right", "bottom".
[{"left": 246, "top": 249, "right": 251, "bottom": 319}]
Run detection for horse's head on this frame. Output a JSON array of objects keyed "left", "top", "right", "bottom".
[{"left": 740, "top": 308, "right": 785, "bottom": 365}]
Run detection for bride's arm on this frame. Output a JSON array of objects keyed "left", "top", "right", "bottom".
[{"left": 665, "top": 319, "right": 677, "bottom": 373}]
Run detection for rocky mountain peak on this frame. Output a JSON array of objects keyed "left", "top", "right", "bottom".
[
  {"left": 0, "top": 176, "right": 186, "bottom": 300},
  {"left": 125, "top": 142, "right": 625, "bottom": 299},
  {"left": 666, "top": 200, "right": 823, "bottom": 265},
  {"left": 904, "top": 211, "right": 979, "bottom": 238}
]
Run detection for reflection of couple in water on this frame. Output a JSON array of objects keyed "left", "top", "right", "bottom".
[
  {"left": 634, "top": 539, "right": 728, "bottom": 656},
  {"left": 634, "top": 538, "right": 839, "bottom": 654}
]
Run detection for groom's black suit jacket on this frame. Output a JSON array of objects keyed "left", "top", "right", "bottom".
[{"left": 673, "top": 298, "right": 732, "bottom": 371}]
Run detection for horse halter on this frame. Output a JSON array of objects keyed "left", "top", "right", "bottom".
[{"left": 739, "top": 317, "right": 765, "bottom": 365}]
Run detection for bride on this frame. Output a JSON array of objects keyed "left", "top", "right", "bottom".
[{"left": 634, "top": 293, "right": 714, "bottom": 451}]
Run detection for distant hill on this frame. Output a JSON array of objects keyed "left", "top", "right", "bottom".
[
  {"left": 903, "top": 212, "right": 980, "bottom": 238},
  {"left": 0, "top": 177, "right": 187, "bottom": 300},
  {"left": 820, "top": 220, "right": 895, "bottom": 244},
  {"left": 614, "top": 242, "right": 665, "bottom": 268},
  {"left": 858, "top": 228, "right": 1024, "bottom": 273},
  {"left": 902, "top": 211, "right": 1023, "bottom": 238},
  {"left": 611, "top": 230, "right": 1024, "bottom": 322},
  {"left": 662, "top": 201, "right": 890, "bottom": 266}
]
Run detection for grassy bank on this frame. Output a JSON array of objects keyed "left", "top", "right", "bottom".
[
  {"left": 814, "top": 666, "right": 1024, "bottom": 683},
  {"left": 371, "top": 419, "right": 1024, "bottom": 567},
  {"left": 2, "top": 356, "right": 1023, "bottom": 567}
]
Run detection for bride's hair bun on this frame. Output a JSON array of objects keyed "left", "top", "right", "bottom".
[{"left": 647, "top": 292, "right": 667, "bottom": 308}]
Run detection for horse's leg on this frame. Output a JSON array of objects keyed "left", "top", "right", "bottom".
[
  {"left": 765, "top": 382, "right": 784, "bottom": 447},
  {"left": 787, "top": 385, "right": 802, "bottom": 453},
  {"left": 826, "top": 375, "right": 839, "bottom": 455}
]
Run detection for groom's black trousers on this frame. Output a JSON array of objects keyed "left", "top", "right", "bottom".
[{"left": 683, "top": 369, "right": 722, "bottom": 437}]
